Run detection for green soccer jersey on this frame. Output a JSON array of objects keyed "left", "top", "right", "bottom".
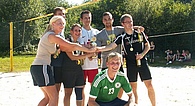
[{"left": 89, "top": 69, "right": 132, "bottom": 102}]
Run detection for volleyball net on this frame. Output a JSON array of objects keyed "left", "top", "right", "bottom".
[
  {"left": 4, "top": 0, "right": 100, "bottom": 71},
  {"left": 1, "top": 0, "right": 194, "bottom": 72}
]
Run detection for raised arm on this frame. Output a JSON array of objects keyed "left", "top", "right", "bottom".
[
  {"left": 97, "top": 42, "right": 117, "bottom": 52},
  {"left": 133, "top": 26, "right": 145, "bottom": 32},
  {"left": 66, "top": 52, "right": 94, "bottom": 60},
  {"left": 48, "top": 34, "right": 96, "bottom": 53}
]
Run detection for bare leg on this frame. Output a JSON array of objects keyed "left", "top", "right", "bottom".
[
  {"left": 64, "top": 88, "right": 73, "bottom": 106},
  {"left": 82, "top": 83, "right": 92, "bottom": 106},
  {"left": 166, "top": 56, "right": 169, "bottom": 62},
  {"left": 117, "top": 88, "right": 123, "bottom": 98},
  {"left": 38, "top": 88, "right": 49, "bottom": 106},
  {"left": 130, "top": 82, "right": 138, "bottom": 104},
  {"left": 76, "top": 100, "right": 83, "bottom": 106},
  {"left": 152, "top": 59, "right": 154, "bottom": 63},
  {"left": 144, "top": 80, "right": 156, "bottom": 106},
  {"left": 55, "top": 83, "right": 61, "bottom": 104},
  {"left": 55, "top": 83, "right": 61, "bottom": 93},
  {"left": 82, "top": 85, "right": 86, "bottom": 106},
  {"left": 40, "top": 85, "right": 58, "bottom": 106}
]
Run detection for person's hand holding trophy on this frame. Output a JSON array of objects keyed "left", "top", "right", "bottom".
[
  {"left": 53, "top": 44, "right": 60, "bottom": 58},
  {"left": 90, "top": 36, "right": 97, "bottom": 59},
  {"left": 85, "top": 36, "right": 97, "bottom": 61}
]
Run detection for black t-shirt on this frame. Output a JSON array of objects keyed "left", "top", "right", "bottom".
[
  {"left": 62, "top": 36, "right": 82, "bottom": 71},
  {"left": 114, "top": 30, "right": 147, "bottom": 65}
]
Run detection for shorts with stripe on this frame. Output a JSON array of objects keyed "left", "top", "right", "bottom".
[{"left": 30, "top": 65, "right": 55, "bottom": 87}]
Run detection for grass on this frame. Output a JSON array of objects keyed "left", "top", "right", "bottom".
[
  {"left": 148, "top": 56, "right": 195, "bottom": 68},
  {"left": 0, "top": 55, "right": 35, "bottom": 72},
  {"left": 0, "top": 55, "right": 194, "bottom": 73}
]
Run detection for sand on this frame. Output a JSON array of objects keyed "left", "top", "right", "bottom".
[{"left": 0, "top": 67, "right": 195, "bottom": 106}]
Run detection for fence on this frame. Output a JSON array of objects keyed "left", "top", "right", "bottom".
[{"left": 148, "top": 30, "right": 195, "bottom": 58}]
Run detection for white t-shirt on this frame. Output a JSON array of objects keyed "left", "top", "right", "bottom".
[{"left": 78, "top": 27, "right": 99, "bottom": 70}]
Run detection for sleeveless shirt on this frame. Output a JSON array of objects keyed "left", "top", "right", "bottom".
[{"left": 32, "top": 31, "right": 56, "bottom": 65}]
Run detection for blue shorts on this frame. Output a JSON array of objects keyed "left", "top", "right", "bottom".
[
  {"left": 96, "top": 97, "right": 127, "bottom": 106},
  {"left": 30, "top": 65, "right": 55, "bottom": 87}
]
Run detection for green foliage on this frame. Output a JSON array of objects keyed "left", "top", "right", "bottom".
[
  {"left": 42, "top": 0, "right": 70, "bottom": 14},
  {"left": 0, "top": 0, "right": 194, "bottom": 58},
  {"left": 0, "top": 0, "right": 69, "bottom": 55}
]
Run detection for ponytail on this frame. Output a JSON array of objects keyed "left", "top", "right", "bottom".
[{"left": 42, "top": 16, "right": 65, "bottom": 36}]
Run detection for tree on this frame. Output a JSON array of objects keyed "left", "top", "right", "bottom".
[{"left": 0, "top": 0, "right": 69, "bottom": 55}]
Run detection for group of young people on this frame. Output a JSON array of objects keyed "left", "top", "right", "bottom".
[
  {"left": 30, "top": 7, "right": 156, "bottom": 106},
  {"left": 165, "top": 49, "right": 191, "bottom": 64}
]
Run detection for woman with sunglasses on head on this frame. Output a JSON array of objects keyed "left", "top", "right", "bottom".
[{"left": 30, "top": 16, "right": 95, "bottom": 106}]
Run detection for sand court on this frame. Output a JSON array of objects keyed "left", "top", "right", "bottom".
[{"left": 0, "top": 67, "right": 195, "bottom": 106}]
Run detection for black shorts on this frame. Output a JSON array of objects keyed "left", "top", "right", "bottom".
[
  {"left": 126, "top": 63, "right": 152, "bottom": 82},
  {"left": 62, "top": 69, "right": 85, "bottom": 88},
  {"left": 51, "top": 66, "right": 63, "bottom": 83},
  {"left": 30, "top": 65, "right": 55, "bottom": 87}
]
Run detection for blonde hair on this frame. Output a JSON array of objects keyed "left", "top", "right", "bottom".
[
  {"left": 106, "top": 52, "right": 123, "bottom": 64},
  {"left": 44, "top": 16, "right": 66, "bottom": 34}
]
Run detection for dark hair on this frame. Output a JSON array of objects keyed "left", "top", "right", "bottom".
[
  {"left": 103, "top": 12, "right": 112, "bottom": 16},
  {"left": 80, "top": 10, "right": 91, "bottom": 18},
  {"left": 103, "top": 12, "right": 112, "bottom": 17},
  {"left": 120, "top": 14, "right": 132, "bottom": 23},
  {"left": 53, "top": 7, "right": 65, "bottom": 15},
  {"left": 70, "top": 23, "right": 81, "bottom": 31}
]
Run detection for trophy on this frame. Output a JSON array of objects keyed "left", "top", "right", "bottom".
[
  {"left": 78, "top": 51, "right": 84, "bottom": 65},
  {"left": 90, "top": 36, "right": 97, "bottom": 58},
  {"left": 91, "top": 36, "right": 97, "bottom": 47},
  {"left": 53, "top": 45, "right": 60, "bottom": 58}
]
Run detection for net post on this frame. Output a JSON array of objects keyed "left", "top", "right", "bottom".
[{"left": 9, "top": 22, "right": 13, "bottom": 72}]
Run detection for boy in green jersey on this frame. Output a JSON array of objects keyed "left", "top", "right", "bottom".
[{"left": 88, "top": 52, "right": 132, "bottom": 106}]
